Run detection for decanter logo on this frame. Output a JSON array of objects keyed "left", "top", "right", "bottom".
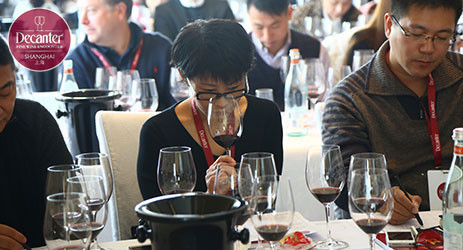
[{"left": 8, "top": 9, "right": 71, "bottom": 71}]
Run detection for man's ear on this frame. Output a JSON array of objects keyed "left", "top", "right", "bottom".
[
  {"left": 384, "top": 12, "right": 393, "bottom": 39},
  {"left": 114, "top": 2, "right": 128, "bottom": 20},
  {"left": 287, "top": 5, "right": 293, "bottom": 20}
]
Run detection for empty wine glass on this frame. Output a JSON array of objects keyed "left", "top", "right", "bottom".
[
  {"left": 113, "top": 70, "right": 141, "bottom": 110},
  {"left": 157, "top": 146, "right": 197, "bottom": 195},
  {"left": 75, "top": 153, "right": 113, "bottom": 202},
  {"left": 250, "top": 175, "right": 295, "bottom": 250},
  {"left": 352, "top": 49, "right": 375, "bottom": 71},
  {"left": 240, "top": 152, "right": 277, "bottom": 178},
  {"left": 207, "top": 96, "right": 243, "bottom": 156},
  {"left": 305, "top": 144, "right": 348, "bottom": 249},
  {"left": 349, "top": 166, "right": 394, "bottom": 250},
  {"left": 44, "top": 191, "right": 92, "bottom": 250},
  {"left": 67, "top": 175, "right": 108, "bottom": 250},
  {"left": 170, "top": 67, "right": 190, "bottom": 102},
  {"left": 327, "top": 65, "right": 352, "bottom": 90},
  {"left": 130, "top": 78, "right": 159, "bottom": 112}
]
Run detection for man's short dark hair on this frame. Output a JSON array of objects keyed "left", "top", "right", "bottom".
[
  {"left": 105, "top": 0, "right": 132, "bottom": 19},
  {"left": 0, "top": 37, "right": 15, "bottom": 70},
  {"left": 391, "top": 0, "right": 462, "bottom": 25},
  {"left": 247, "top": 0, "right": 289, "bottom": 16},
  {"left": 172, "top": 19, "right": 254, "bottom": 84}
]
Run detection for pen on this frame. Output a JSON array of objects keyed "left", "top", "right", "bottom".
[{"left": 394, "top": 176, "right": 424, "bottom": 226}]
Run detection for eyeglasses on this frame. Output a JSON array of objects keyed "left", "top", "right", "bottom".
[
  {"left": 192, "top": 76, "right": 249, "bottom": 101},
  {"left": 391, "top": 15, "right": 455, "bottom": 47}
]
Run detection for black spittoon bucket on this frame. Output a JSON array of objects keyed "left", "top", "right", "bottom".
[
  {"left": 135, "top": 193, "right": 249, "bottom": 250},
  {"left": 56, "top": 89, "right": 121, "bottom": 157}
]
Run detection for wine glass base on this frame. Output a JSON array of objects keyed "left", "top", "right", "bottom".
[{"left": 315, "top": 239, "right": 349, "bottom": 249}]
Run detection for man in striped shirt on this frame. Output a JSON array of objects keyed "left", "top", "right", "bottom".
[{"left": 323, "top": 0, "right": 463, "bottom": 225}]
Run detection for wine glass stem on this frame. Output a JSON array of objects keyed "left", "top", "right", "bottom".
[
  {"left": 269, "top": 241, "right": 278, "bottom": 250},
  {"left": 226, "top": 148, "right": 232, "bottom": 157},
  {"left": 324, "top": 203, "right": 333, "bottom": 241},
  {"left": 369, "top": 234, "right": 376, "bottom": 250}
]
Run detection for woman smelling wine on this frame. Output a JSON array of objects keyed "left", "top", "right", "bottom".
[{"left": 137, "top": 19, "right": 283, "bottom": 199}]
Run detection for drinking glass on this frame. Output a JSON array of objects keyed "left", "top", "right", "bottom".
[
  {"left": 240, "top": 152, "right": 277, "bottom": 178},
  {"left": 305, "top": 144, "right": 348, "bottom": 249},
  {"left": 157, "top": 146, "right": 197, "bottom": 195},
  {"left": 327, "top": 65, "right": 352, "bottom": 90},
  {"left": 207, "top": 96, "right": 243, "bottom": 156},
  {"left": 170, "top": 67, "right": 190, "bottom": 102},
  {"left": 44, "top": 192, "right": 92, "bottom": 250},
  {"left": 130, "top": 78, "right": 159, "bottom": 112},
  {"left": 349, "top": 167, "right": 394, "bottom": 250},
  {"left": 46, "top": 164, "right": 83, "bottom": 196},
  {"left": 67, "top": 176, "right": 108, "bottom": 250},
  {"left": 303, "top": 58, "right": 326, "bottom": 107},
  {"left": 348, "top": 153, "right": 387, "bottom": 187},
  {"left": 75, "top": 152, "right": 113, "bottom": 201},
  {"left": 250, "top": 175, "right": 295, "bottom": 250},
  {"left": 255, "top": 88, "right": 274, "bottom": 101},
  {"left": 114, "top": 69, "right": 141, "bottom": 110},
  {"left": 352, "top": 49, "right": 375, "bottom": 71}
]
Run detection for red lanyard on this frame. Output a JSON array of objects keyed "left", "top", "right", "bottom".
[
  {"left": 423, "top": 74, "right": 442, "bottom": 167},
  {"left": 90, "top": 39, "right": 144, "bottom": 77},
  {"left": 190, "top": 98, "right": 235, "bottom": 166}
]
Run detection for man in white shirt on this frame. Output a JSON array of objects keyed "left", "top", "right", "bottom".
[{"left": 246, "top": 0, "right": 330, "bottom": 110}]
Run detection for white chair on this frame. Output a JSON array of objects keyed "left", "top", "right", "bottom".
[{"left": 95, "top": 110, "right": 157, "bottom": 240}]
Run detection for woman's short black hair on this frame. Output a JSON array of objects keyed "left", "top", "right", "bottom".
[
  {"left": 171, "top": 19, "right": 254, "bottom": 84},
  {"left": 0, "top": 37, "right": 14, "bottom": 70}
]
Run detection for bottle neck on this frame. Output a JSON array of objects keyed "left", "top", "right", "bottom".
[
  {"left": 454, "top": 139, "right": 463, "bottom": 156},
  {"left": 64, "top": 68, "right": 73, "bottom": 74}
]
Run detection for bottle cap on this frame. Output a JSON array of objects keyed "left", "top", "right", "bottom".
[
  {"left": 63, "top": 60, "right": 73, "bottom": 70},
  {"left": 453, "top": 128, "right": 463, "bottom": 141}
]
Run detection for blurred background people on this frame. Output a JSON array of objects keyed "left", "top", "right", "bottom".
[
  {"left": 12, "top": 0, "right": 60, "bottom": 19},
  {"left": 153, "top": 0, "right": 235, "bottom": 41},
  {"left": 343, "top": 0, "right": 389, "bottom": 67},
  {"left": 0, "top": 37, "right": 72, "bottom": 248},
  {"left": 67, "top": 0, "right": 176, "bottom": 110},
  {"left": 291, "top": 0, "right": 361, "bottom": 37},
  {"left": 246, "top": 0, "right": 329, "bottom": 110},
  {"left": 137, "top": 19, "right": 283, "bottom": 199}
]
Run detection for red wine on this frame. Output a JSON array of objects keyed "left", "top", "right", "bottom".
[
  {"left": 256, "top": 224, "right": 289, "bottom": 241},
  {"left": 70, "top": 222, "right": 104, "bottom": 241},
  {"left": 308, "top": 92, "right": 320, "bottom": 100},
  {"left": 87, "top": 198, "right": 105, "bottom": 212},
  {"left": 355, "top": 218, "right": 387, "bottom": 234},
  {"left": 353, "top": 197, "right": 385, "bottom": 213},
  {"left": 213, "top": 135, "right": 239, "bottom": 148},
  {"left": 311, "top": 187, "right": 341, "bottom": 203},
  {"left": 253, "top": 196, "right": 269, "bottom": 213}
]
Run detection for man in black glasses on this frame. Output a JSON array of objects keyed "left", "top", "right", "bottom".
[
  {"left": 0, "top": 38, "right": 72, "bottom": 248},
  {"left": 323, "top": 0, "right": 463, "bottom": 224}
]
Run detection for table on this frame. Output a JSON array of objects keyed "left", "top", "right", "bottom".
[{"left": 39, "top": 211, "right": 436, "bottom": 250}]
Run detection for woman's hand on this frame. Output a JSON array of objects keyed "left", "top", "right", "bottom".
[
  {"left": 389, "top": 186, "right": 422, "bottom": 225},
  {"left": 205, "top": 155, "right": 236, "bottom": 193},
  {"left": 0, "top": 224, "right": 27, "bottom": 250}
]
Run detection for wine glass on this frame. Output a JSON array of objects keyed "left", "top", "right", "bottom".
[
  {"left": 46, "top": 164, "right": 83, "bottom": 196},
  {"left": 305, "top": 144, "right": 348, "bottom": 249},
  {"left": 349, "top": 166, "right": 394, "bottom": 250},
  {"left": 75, "top": 153, "right": 113, "bottom": 202},
  {"left": 157, "top": 146, "right": 197, "bottom": 195},
  {"left": 352, "top": 49, "right": 375, "bottom": 71},
  {"left": 250, "top": 175, "right": 295, "bottom": 250},
  {"left": 114, "top": 70, "right": 141, "bottom": 110},
  {"left": 44, "top": 192, "right": 92, "bottom": 250},
  {"left": 170, "top": 67, "right": 190, "bottom": 102},
  {"left": 67, "top": 175, "right": 108, "bottom": 250},
  {"left": 207, "top": 96, "right": 243, "bottom": 156},
  {"left": 130, "top": 78, "right": 159, "bottom": 112},
  {"left": 303, "top": 58, "right": 326, "bottom": 108},
  {"left": 240, "top": 152, "right": 277, "bottom": 178}
]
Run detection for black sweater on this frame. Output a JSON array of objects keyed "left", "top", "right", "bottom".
[
  {"left": 0, "top": 99, "right": 72, "bottom": 247},
  {"left": 248, "top": 30, "right": 321, "bottom": 110},
  {"left": 137, "top": 95, "right": 283, "bottom": 200}
]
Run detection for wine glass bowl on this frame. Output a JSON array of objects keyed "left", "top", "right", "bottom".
[
  {"left": 75, "top": 152, "right": 113, "bottom": 202},
  {"left": 250, "top": 175, "right": 295, "bottom": 250},
  {"left": 305, "top": 144, "right": 348, "bottom": 249},
  {"left": 157, "top": 146, "right": 197, "bottom": 195},
  {"left": 349, "top": 166, "right": 394, "bottom": 250},
  {"left": 207, "top": 96, "right": 243, "bottom": 156},
  {"left": 303, "top": 58, "right": 326, "bottom": 106},
  {"left": 240, "top": 152, "right": 277, "bottom": 178}
]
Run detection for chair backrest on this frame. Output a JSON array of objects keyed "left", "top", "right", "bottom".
[{"left": 95, "top": 110, "right": 157, "bottom": 240}]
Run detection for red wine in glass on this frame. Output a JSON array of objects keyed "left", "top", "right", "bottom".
[
  {"left": 256, "top": 224, "right": 289, "bottom": 242},
  {"left": 353, "top": 197, "right": 385, "bottom": 213},
  {"left": 311, "top": 187, "right": 341, "bottom": 204},
  {"left": 212, "top": 135, "right": 240, "bottom": 149},
  {"left": 354, "top": 218, "right": 387, "bottom": 234}
]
